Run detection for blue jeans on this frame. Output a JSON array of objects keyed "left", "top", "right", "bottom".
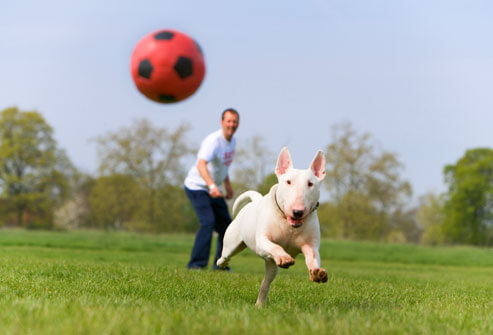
[{"left": 185, "top": 187, "right": 231, "bottom": 269}]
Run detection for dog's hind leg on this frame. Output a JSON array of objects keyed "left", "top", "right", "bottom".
[
  {"left": 216, "top": 221, "right": 246, "bottom": 269},
  {"left": 255, "top": 259, "right": 278, "bottom": 307}
]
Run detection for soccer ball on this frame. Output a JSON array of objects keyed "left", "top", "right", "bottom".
[{"left": 130, "top": 29, "right": 206, "bottom": 103}]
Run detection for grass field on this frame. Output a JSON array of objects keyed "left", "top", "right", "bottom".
[{"left": 0, "top": 230, "right": 492, "bottom": 334}]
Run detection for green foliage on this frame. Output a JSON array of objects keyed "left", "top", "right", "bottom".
[
  {"left": 53, "top": 174, "right": 96, "bottom": 230},
  {"left": 320, "top": 190, "right": 384, "bottom": 240},
  {"left": 257, "top": 172, "right": 277, "bottom": 195},
  {"left": 0, "top": 107, "right": 74, "bottom": 228},
  {"left": 85, "top": 175, "right": 196, "bottom": 233},
  {"left": 442, "top": 148, "right": 493, "bottom": 245},
  {"left": 417, "top": 192, "right": 445, "bottom": 245},
  {"left": 322, "top": 122, "right": 417, "bottom": 242},
  {"left": 232, "top": 135, "right": 275, "bottom": 191},
  {"left": 0, "top": 230, "right": 492, "bottom": 334},
  {"left": 148, "top": 184, "right": 197, "bottom": 233},
  {"left": 88, "top": 174, "right": 145, "bottom": 230},
  {"left": 95, "top": 119, "right": 192, "bottom": 187},
  {"left": 92, "top": 120, "right": 195, "bottom": 231},
  {"left": 229, "top": 136, "right": 277, "bottom": 213}
]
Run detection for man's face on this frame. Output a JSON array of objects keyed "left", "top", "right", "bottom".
[{"left": 221, "top": 112, "right": 239, "bottom": 140}]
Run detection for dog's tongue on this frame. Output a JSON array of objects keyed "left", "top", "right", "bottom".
[{"left": 287, "top": 216, "right": 303, "bottom": 228}]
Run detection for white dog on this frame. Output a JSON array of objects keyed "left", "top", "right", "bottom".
[{"left": 216, "top": 147, "right": 328, "bottom": 306}]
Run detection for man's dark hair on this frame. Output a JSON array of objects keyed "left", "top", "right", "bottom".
[{"left": 222, "top": 108, "right": 239, "bottom": 120}]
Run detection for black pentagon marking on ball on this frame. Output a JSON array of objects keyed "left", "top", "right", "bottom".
[
  {"left": 154, "top": 31, "right": 174, "bottom": 40},
  {"left": 159, "top": 94, "right": 177, "bottom": 103},
  {"left": 194, "top": 40, "right": 203, "bottom": 55},
  {"left": 174, "top": 56, "right": 193, "bottom": 79},
  {"left": 138, "top": 59, "right": 153, "bottom": 79}
]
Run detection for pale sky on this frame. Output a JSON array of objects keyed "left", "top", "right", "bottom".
[{"left": 1, "top": 0, "right": 492, "bottom": 199}]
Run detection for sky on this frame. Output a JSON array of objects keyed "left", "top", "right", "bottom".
[{"left": 1, "top": 0, "right": 492, "bottom": 200}]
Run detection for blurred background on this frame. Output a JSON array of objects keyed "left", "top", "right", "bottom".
[{"left": 0, "top": 0, "right": 492, "bottom": 246}]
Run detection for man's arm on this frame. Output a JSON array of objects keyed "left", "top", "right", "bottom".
[
  {"left": 197, "top": 159, "right": 223, "bottom": 198},
  {"left": 224, "top": 175, "right": 234, "bottom": 200}
]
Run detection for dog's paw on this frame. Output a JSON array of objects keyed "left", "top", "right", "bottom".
[
  {"left": 275, "top": 255, "right": 295, "bottom": 268},
  {"left": 309, "top": 268, "right": 328, "bottom": 283},
  {"left": 216, "top": 257, "right": 229, "bottom": 269}
]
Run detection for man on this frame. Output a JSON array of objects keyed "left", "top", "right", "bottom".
[{"left": 184, "top": 108, "right": 240, "bottom": 270}]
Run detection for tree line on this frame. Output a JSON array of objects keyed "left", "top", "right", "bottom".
[{"left": 1, "top": 107, "right": 492, "bottom": 246}]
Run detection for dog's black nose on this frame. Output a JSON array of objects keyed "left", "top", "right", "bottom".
[{"left": 292, "top": 210, "right": 304, "bottom": 219}]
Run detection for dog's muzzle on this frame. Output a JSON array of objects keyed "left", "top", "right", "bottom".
[
  {"left": 292, "top": 209, "right": 304, "bottom": 219},
  {"left": 275, "top": 193, "right": 319, "bottom": 228},
  {"left": 287, "top": 216, "right": 304, "bottom": 228},
  {"left": 287, "top": 203, "right": 320, "bottom": 228}
]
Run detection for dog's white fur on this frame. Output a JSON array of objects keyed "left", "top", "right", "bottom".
[{"left": 217, "top": 147, "right": 328, "bottom": 306}]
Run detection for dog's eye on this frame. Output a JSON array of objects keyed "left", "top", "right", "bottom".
[
  {"left": 286, "top": 180, "right": 291, "bottom": 185},
  {"left": 308, "top": 181, "right": 313, "bottom": 187}
]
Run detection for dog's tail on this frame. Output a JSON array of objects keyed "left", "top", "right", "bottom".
[{"left": 232, "top": 191, "right": 262, "bottom": 217}]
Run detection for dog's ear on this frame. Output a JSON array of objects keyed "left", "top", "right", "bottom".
[
  {"left": 310, "top": 150, "right": 326, "bottom": 180},
  {"left": 275, "top": 147, "right": 293, "bottom": 176}
]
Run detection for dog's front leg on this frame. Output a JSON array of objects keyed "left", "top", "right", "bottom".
[
  {"left": 256, "top": 236, "right": 295, "bottom": 268},
  {"left": 255, "top": 259, "right": 278, "bottom": 307},
  {"left": 301, "top": 244, "right": 328, "bottom": 283}
]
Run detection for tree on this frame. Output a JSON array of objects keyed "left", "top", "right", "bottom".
[
  {"left": 332, "top": 190, "right": 383, "bottom": 240},
  {"left": 89, "top": 174, "right": 144, "bottom": 230},
  {"left": 229, "top": 135, "right": 277, "bottom": 204},
  {"left": 94, "top": 119, "right": 193, "bottom": 227},
  {"left": 417, "top": 192, "right": 444, "bottom": 245},
  {"left": 323, "top": 122, "right": 413, "bottom": 241},
  {"left": 325, "top": 122, "right": 373, "bottom": 202},
  {"left": 54, "top": 173, "right": 96, "bottom": 230},
  {"left": 442, "top": 148, "right": 493, "bottom": 245},
  {"left": 0, "top": 107, "right": 74, "bottom": 227},
  {"left": 231, "top": 135, "right": 276, "bottom": 193},
  {"left": 151, "top": 184, "right": 197, "bottom": 232},
  {"left": 257, "top": 173, "right": 278, "bottom": 196}
]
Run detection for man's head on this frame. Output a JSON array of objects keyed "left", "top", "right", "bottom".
[{"left": 221, "top": 108, "right": 239, "bottom": 141}]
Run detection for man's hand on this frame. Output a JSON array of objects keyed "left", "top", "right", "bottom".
[
  {"left": 225, "top": 184, "right": 234, "bottom": 200},
  {"left": 209, "top": 185, "right": 224, "bottom": 198},
  {"left": 224, "top": 176, "right": 234, "bottom": 200},
  {"left": 197, "top": 159, "right": 224, "bottom": 198}
]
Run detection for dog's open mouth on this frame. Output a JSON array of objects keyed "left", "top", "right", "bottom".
[{"left": 287, "top": 216, "right": 304, "bottom": 228}]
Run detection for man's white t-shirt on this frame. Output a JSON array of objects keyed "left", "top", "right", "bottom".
[{"left": 184, "top": 129, "right": 236, "bottom": 191}]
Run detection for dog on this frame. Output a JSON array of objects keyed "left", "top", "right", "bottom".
[{"left": 216, "top": 147, "right": 328, "bottom": 306}]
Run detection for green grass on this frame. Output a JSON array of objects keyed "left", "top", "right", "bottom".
[{"left": 0, "top": 229, "right": 492, "bottom": 334}]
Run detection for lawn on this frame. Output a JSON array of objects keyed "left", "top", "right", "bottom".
[{"left": 0, "top": 229, "right": 492, "bottom": 334}]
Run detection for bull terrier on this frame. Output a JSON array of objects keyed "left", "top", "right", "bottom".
[{"left": 216, "top": 147, "right": 328, "bottom": 306}]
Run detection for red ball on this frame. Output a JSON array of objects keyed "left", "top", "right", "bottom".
[{"left": 130, "top": 29, "right": 206, "bottom": 103}]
